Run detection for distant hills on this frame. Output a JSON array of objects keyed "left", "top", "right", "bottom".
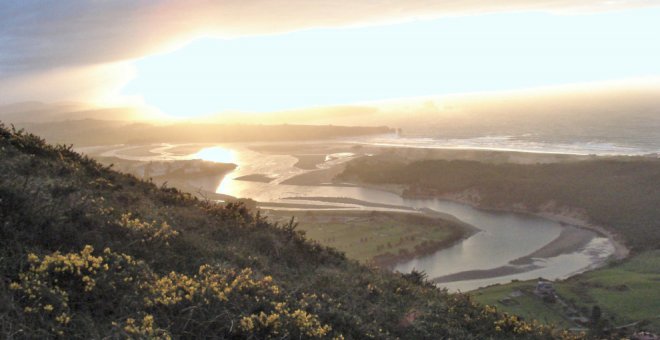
[
  {"left": 4, "top": 83, "right": 660, "bottom": 149},
  {"left": 12, "top": 119, "right": 394, "bottom": 146},
  {"left": 0, "top": 101, "right": 145, "bottom": 123},
  {"left": 0, "top": 102, "right": 394, "bottom": 146}
]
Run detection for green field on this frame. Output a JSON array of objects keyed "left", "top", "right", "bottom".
[
  {"left": 472, "top": 251, "right": 660, "bottom": 332},
  {"left": 266, "top": 210, "right": 466, "bottom": 263},
  {"left": 472, "top": 281, "right": 574, "bottom": 328}
]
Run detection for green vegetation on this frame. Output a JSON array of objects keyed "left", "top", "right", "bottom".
[
  {"left": 556, "top": 251, "right": 660, "bottom": 331},
  {"left": 473, "top": 251, "right": 660, "bottom": 334},
  {"left": 340, "top": 155, "right": 660, "bottom": 335},
  {"left": 0, "top": 124, "right": 582, "bottom": 338},
  {"left": 339, "top": 156, "right": 660, "bottom": 250},
  {"left": 266, "top": 210, "right": 470, "bottom": 266},
  {"left": 472, "top": 282, "right": 573, "bottom": 329}
]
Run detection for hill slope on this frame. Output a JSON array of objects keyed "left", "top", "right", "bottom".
[{"left": 0, "top": 124, "right": 573, "bottom": 339}]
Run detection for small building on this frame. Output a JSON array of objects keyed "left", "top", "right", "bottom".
[
  {"left": 497, "top": 297, "right": 519, "bottom": 306},
  {"left": 632, "top": 331, "right": 659, "bottom": 340},
  {"left": 569, "top": 316, "right": 590, "bottom": 326},
  {"left": 534, "top": 280, "right": 555, "bottom": 298},
  {"left": 509, "top": 290, "right": 523, "bottom": 298}
]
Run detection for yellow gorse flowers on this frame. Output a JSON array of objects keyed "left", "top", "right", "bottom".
[
  {"left": 11, "top": 246, "right": 139, "bottom": 334},
  {"left": 238, "top": 301, "right": 332, "bottom": 338},
  {"left": 480, "top": 303, "right": 576, "bottom": 338},
  {"left": 122, "top": 314, "right": 171, "bottom": 339},
  {"left": 11, "top": 245, "right": 335, "bottom": 338},
  {"left": 118, "top": 213, "right": 179, "bottom": 244},
  {"left": 143, "top": 267, "right": 280, "bottom": 307}
]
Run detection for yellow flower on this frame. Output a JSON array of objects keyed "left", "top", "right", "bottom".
[
  {"left": 240, "top": 316, "right": 255, "bottom": 331},
  {"left": 55, "top": 313, "right": 71, "bottom": 325},
  {"left": 27, "top": 253, "right": 39, "bottom": 263}
]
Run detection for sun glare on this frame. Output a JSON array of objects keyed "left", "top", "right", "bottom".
[
  {"left": 122, "top": 8, "right": 660, "bottom": 118},
  {"left": 193, "top": 146, "right": 236, "bottom": 164}
]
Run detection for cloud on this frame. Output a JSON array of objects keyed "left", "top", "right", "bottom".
[
  {"left": 0, "top": 62, "right": 135, "bottom": 105},
  {"left": 2, "top": 0, "right": 659, "bottom": 78},
  {"left": 1, "top": 0, "right": 659, "bottom": 107}
]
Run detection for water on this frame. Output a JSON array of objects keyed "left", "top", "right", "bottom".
[
  {"left": 85, "top": 142, "right": 618, "bottom": 291},
  {"left": 198, "top": 146, "right": 615, "bottom": 291},
  {"left": 395, "top": 199, "right": 614, "bottom": 291},
  {"left": 346, "top": 134, "right": 660, "bottom": 156},
  {"left": 220, "top": 179, "right": 614, "bottom": 291}
]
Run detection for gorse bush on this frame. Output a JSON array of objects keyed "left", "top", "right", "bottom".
[
  {"left": 0, "top": 123, "right": 584, "bottom": 338},
  {"left": 11, "top": 246, "right": 144, "bottom": 337},
  {"left": 117, "top": 213, "right": 179, "bottom": 245},
  {"left": 10, "top": 246, "right": 333, "bottom": 338}
]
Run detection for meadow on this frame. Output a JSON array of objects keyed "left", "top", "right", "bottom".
[
  {"left": 472, "top": 251, "right": 660, "bottom": 333},
  {"left": 266, "top": 210, "right": 470, "bottom": 265}
]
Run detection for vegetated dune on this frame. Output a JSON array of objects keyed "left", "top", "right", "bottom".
[
  {"left": 266, "top": 209, "right": 475, "bottom": 268},
  {"left": 339, "top": 155, "right": 660, "bottom": 251},
  {"left": 0, "top": 124, "right": 569, "bottom": 338}
]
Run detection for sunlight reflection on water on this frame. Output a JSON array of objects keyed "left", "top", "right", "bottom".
[
  {"left": 186, "top": 143, "right": 616, "bottom": 291},
  {"left": 193, "top": 146, "right": 236, "bottom": 164}
]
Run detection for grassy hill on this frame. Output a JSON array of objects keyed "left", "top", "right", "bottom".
[{"left": 0, "top": 124, "right": 577, "bottom": 339}]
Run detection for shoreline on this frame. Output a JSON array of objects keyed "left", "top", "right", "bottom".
[
  {"left": 362, "top": 179, "right": 629, "bottom": 260},
  {"left": 509, "top": 225, "right": 596, "bottom": 265},
  {"left": 202, "top": 144, "right": 629, "bottom": 280},
  {"left": 285, "top": 175, "right": 627, "bottom": 278},
  {"left": 101, "top": 141, "right": 630, "bottom": 273},
  {"left": 420, "top": 192, "right": 631, "bottom": 261},
  {"left": 281, "top": 196, "right": 416, "bottom": 211},
  {"left": 429, "top": 225, "right": 599, "bottom": 284},
  {"left": 264, "top": 209, "right": 477, "bottom": 267},
  {"left": 369, "top": 209, "right": 479, "bottom": 269},
  {"left": 338, "top": 180, "right": 630, "bottom": 271},
  {"left": 90, "top": 142, "right": 631, "bottom": 286},
  {"left": 372, "top": 224, "right": 475, "bottom": 269}
]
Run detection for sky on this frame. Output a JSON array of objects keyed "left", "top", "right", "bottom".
[{"left": 1, "top": 1, "right": 660, "bottom": 118}]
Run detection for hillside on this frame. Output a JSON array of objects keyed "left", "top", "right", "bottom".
[
  {"left": 0, "top": 124, "right": 579, "bottom": 339},
  {"left": 339, "top": 156, "right": 660, "bottom": 250}
]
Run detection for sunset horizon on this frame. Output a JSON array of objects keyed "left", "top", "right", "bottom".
[{"left": 1, "top": 2, "right": 659, "bottom": 338}]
